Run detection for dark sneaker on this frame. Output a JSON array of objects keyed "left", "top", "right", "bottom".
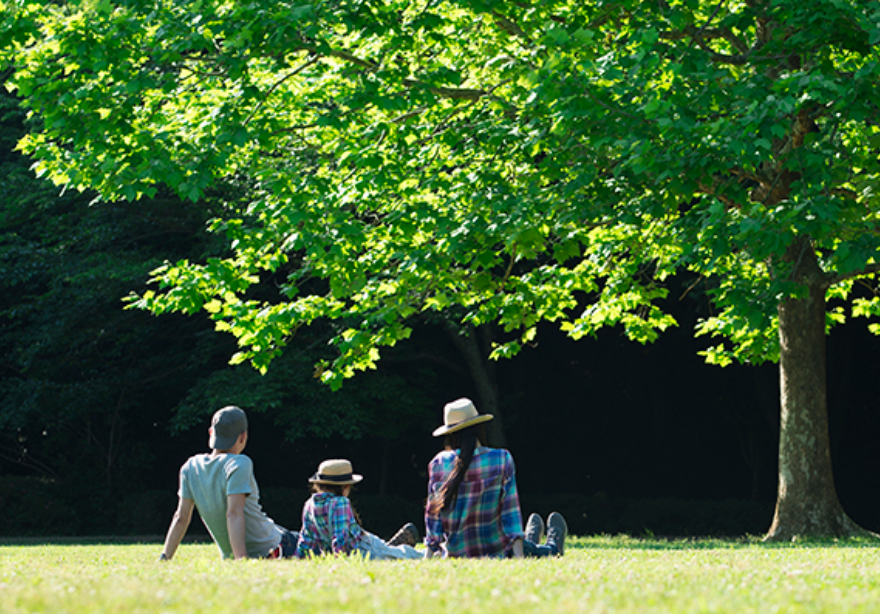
[
  {"left": 525, "top": 513, "right": 545, "bottom": 544},
  {"left": 546, "top": 512, "right": 568, "bottom": 556},
  {"left": 387, "top": 522, "right": 419, "bottom": 547}
]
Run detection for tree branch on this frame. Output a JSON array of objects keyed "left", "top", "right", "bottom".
[
  {"left": 698, "top": 176, "right": 741, "bottom": 209},
  {"left": 583, "top": 88, "right": 642, "bottom": 121},
  {"left": 325, "top": 47, "right": 377, "bottom": 70},
  {"left": 402, "top": 79, "right": 487, "bottom": 100},
  {"left": 312, "top": 45, "right": 493, "bottom": 101},
  {"left": 679, "top": 274, "right": 705, "bottom": 300},
  {"left": 491, "top": 10, "right": 531, "bottom": 42},
  {"left": 829, "top": 263, "right": 880, "bottom": 286},
  {"left": 0, "top": 441, "right": 59, "bottom": 479},
  {"left": 315, "top": 44, "right": 488, "bottom": 99},
  {"left": 674, "top": 0, "right": 726, "bottom": 62},
  {"left": 392, "top": 107, "right": 427, "bottom": 124},
  {"left": 662, "top": 27, "right": 749, "bottom": 54},
  {"left": 244, "top": 56, "right": 320, "bottom": 126}
]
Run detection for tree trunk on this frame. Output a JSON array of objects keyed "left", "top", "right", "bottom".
[
  {"left": 445, "top": 322, "right": 506, "bottom": 447},
  {"left": 765, "top": 243, "right": 869, "bottom": 540}
]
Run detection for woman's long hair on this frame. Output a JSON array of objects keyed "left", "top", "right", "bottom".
[{"left": 429, "top": 423, "right": 487, "bottom": 513}]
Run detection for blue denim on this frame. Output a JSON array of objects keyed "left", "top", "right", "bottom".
[
  {"left": 278, "top": 528, "right": 300, "bottom": 558},
  {"left": 522, "top": 537, "right": 558, "bottom": 557},
  {"left": 356, "top": 531, "right": 424, "bottom": 560}
]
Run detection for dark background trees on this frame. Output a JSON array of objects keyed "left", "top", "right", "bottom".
[
  {"left": 3, "top": 1, "right": 880, "bottom": 540},
  {"left": 0, "top": 82, "right": 444, "bottom": 535},
  {"left": 3, "top": 75, "right": 880, "bottom": 537}
]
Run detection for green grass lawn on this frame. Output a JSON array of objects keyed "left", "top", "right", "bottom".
[{"left": 2, "top": 536, "right": 879, "bottom": 613}]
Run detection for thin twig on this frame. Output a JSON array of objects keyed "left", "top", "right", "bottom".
[
  {"left": 676, "top": 0, "right": 726, "bottom": 63},
  {"left": 244, "top": 56, "right": 320, "bottom": 126},
  {"left": 679, "top": 274, "right": 705, "bottom": 300}
]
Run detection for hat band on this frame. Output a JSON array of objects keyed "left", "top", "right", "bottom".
[
  {"left": 317, "top": 472, "right": 353, "bottom": 482},
  {"left": 445, "top": 415, "right": 487, "bottom": 429}
]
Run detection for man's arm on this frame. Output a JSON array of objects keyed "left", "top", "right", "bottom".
[
  {"left": 226, "top": 493, "right": 248, "bottom": 560},
  {"left": 160, "top": 497, "right": 195, "bottom": 561}
]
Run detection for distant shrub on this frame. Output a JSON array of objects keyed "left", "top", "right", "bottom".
[
  {"left": 618, "top": 498, "right": 773, "bottom": 537},
  {"left": 350, "top": 494, "right": 425, "bottom": 540},
  {"left": 0, "top": 476, "right": 80, "bottom": 536},
  {"left": 520, "top": 492, "right": 773, "bottom": 537},
  {"left": 260, "top": 487, "right": 311, "bottom": 531},
  {"left": 117, "top": 490, "right": 178, "bottom": 535},
  {"left": 0, "top": 474, "right": 773, "bottom": 538},
  {"left": 519, "top": 492, "right": 621, "bottom": 536}
]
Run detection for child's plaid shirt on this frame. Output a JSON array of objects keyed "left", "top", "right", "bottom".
[
  {"left": 295, "top": 491, "right": 364, "bottom": 557},
  {"left": 424, "top": 446, "right": 525, "bottom": 557}
]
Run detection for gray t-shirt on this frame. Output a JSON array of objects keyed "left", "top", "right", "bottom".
[{"left": 179, "top": 453, "right": 282, "bottom": 559}]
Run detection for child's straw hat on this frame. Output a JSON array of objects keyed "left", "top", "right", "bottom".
[{"left": 309, "top": 459, "right": 363, "bottom": 485}]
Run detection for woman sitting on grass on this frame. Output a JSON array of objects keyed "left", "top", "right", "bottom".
[
  {"left": 425, "top": 398, "right": 567, "bottom": 558},
  {"left": 295, "top": 458, "right": 423, "bottom": 560}
]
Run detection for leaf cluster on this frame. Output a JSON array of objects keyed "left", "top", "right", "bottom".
[{"left": 7, "top": 0, "right": 880, "bottom": 379}]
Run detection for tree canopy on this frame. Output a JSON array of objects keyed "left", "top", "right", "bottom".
[
  {"left": 5, "top": 0, "right": 880, "bottom": 538},
  {"left": 0, "top": 74, "right": 431, "bottom": 513}
]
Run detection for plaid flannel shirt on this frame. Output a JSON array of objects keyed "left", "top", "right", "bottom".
[
  {"left": 424, "top": 446, "right": 524, "bottom": 558},
  {"left": 295, "top": 492, "right": 364, "bottom": 557}
]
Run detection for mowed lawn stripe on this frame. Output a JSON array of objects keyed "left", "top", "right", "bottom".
[{"left": 1, "top": 537, "right": 879, "bottom": 613}]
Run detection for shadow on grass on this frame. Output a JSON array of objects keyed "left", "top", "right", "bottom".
[
  {"left": 0, "top": 535, "right": 212, "bottom": 547},
  {"left": 570, "top": 534, "right": 880, "bottom": 551},
  {"left": 4, "top": 534, "right": 878, "bottom": 551}
]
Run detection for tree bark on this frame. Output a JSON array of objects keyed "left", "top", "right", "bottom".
[
  {"left": 445, "top": 322, "right": 507, "bottom": 447},
  {"left": 764, "top": 241, "right": 869, "bottom": 540}
]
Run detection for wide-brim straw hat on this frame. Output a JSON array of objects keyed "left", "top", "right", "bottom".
[
  {"left": 432, "top": 398, "right": 494, "bottom": 437},
  {"left": 309, "top": 459, "right": 363, "bottom": 485}
]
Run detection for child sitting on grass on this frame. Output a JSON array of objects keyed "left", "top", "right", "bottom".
[{"left": 295, "top": 458, "right": 424, "bottom": 560}]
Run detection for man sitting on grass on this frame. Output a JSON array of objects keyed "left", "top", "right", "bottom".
[{"left": 159, "top": 406, "right": 299, "bottom": 560}]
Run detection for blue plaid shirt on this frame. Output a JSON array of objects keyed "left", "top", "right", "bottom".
[
  {"left": 425, "top": 446, "right": 524, "bottom": 558},
  {"left": 296, "top": 492, "right": 364, "bottom": 557}
]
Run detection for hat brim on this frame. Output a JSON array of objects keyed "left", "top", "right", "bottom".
[
  {"left": 432, "top": 413, "right": 494, "bottom": 437},
  {"left": 309, "top": 473, "right": 363, "bottom": 485}
]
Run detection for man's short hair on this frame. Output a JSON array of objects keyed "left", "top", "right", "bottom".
[{"left": 209, "top": 406, "right": 248, "bottom": 450}]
